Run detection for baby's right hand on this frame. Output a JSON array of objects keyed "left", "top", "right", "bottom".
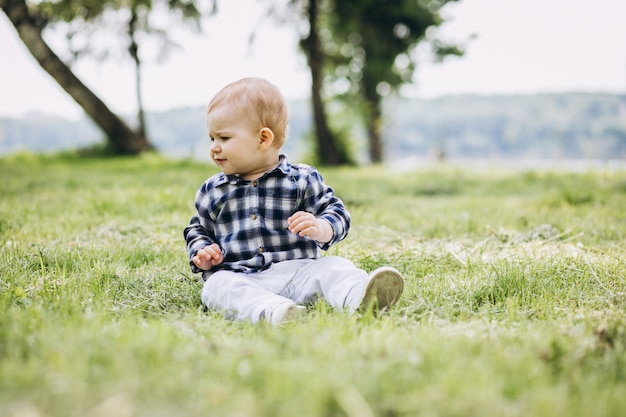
[{"left": 192, "top": 243, "right": 224, "bottom": 270}]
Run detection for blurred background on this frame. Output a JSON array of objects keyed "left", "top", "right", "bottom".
[{"left": 1, "top": 0, "right": 625, "bottom": 165}]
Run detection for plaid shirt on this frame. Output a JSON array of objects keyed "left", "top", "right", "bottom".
[{"left": 184, "top": 155, "right": 351, "bottom": 276}]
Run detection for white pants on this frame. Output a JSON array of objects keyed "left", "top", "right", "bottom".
[{"left": 201, "top": 256, "right": 370, "bottom": 323}]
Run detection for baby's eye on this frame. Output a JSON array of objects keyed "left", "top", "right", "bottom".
[{"left": 209, "top": 135, "right": 231, "bottom": 143}]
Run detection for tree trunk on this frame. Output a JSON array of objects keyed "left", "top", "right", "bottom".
[
  {"left": 300, "top": 0, "right": 349, "bottom": 166},
  {"left": 129, "top": 7, "right": 148, "bottom": 140},
  {"left": 1, "top": 0, "right": 152, "bottom": 155},
  {"left": 366, "top": 97, "right": 383, "bottom": 163}
]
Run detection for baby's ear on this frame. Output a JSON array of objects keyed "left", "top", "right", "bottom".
[{"left": 259, "top": 127, "right": 275, "bottom": 149}]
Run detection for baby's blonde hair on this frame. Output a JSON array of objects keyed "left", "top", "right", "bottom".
[{"left": 207, "top": 77, "right": 289, "bottom": 147}]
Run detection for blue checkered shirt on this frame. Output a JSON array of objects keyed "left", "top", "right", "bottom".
[{"left": 184, "top": 155, "right": 351, "bottom": 276}]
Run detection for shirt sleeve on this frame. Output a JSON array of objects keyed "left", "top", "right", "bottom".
[
  {"left": 300, "top": 168, "right": 351, "bottom": 250},
  {"left": 183, "top": 185, "right": 217, "bottom": 273}
]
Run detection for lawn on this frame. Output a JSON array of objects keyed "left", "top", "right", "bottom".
[{"left": 1, "top": 152, "right": 625, "bottom": 417}]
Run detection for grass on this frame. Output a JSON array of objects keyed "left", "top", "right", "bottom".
[{"left": 1, "top": 152, "right": 625, "bottom": 417}]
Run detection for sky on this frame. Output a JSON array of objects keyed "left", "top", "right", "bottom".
[{"left": 1, "top": 0, "right": 626, "bottom": 120}]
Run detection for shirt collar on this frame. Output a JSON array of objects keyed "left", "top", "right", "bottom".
[{"left": 274, "top": 154, "right": 291, "bottom": 175}]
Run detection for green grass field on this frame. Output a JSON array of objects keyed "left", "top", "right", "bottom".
[{"left": 1, "top": 153, "right": 625, "bottom": 417}]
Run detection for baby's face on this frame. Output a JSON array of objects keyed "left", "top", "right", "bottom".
[{"left": 207, "top": 104, "right": 275, "bottom": 180}]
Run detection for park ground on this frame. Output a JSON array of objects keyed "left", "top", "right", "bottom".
[{"left": 1, "top": 153, "right": 625, "bottom": 417}]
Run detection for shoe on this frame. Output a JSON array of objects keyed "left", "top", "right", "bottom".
[
  {"left": 359, "top": 267, "right": 404, "bottom": 313},
  {"left": 269, "top": 304, "right": 307, "bottom": 325}
]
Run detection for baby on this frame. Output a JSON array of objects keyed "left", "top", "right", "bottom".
[{"left": 184, "top": 77, "right": 403, "bottom": 324}]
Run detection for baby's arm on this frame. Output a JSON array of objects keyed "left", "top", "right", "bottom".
[
  {"left": 288, "top": 211, "right": 333, "bottom": 244},
  {"left": 184, "top": 179, "right": 225, "bottom": 272},
  {"left": 284, "top": 167, "right": 351, "bottom": 249},
  {"left": 192, "top": 243, "right": 224, "bottom": 270}
]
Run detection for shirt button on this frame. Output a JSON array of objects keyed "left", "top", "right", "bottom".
[
  {"left": 252, "top": 214, "right": 257, "bottom": 220},
  {"left": 252, "top": 181, "right": 258, "bottom": 187},
  {"left": 258, "top": 247, "right": 264, "bottom": 253}
]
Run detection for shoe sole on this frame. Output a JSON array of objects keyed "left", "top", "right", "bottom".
[{"left": 360, "top": 267, "right": 404, "bottom": 313}]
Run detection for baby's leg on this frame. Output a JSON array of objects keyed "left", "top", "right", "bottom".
[
  {"left": 290, "top": 256, "right": 370, "bottom": 312},
  {"left": 202, "top": 270, "right": 297, "bottom": 323},
  {"left": 291, "top": 256, "right": 404, "bottom": 313}
]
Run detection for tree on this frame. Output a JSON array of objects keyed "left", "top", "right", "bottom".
[
  {"left": 298, "top": 0, "right": 351, "bottom": 165},
  {"left": 259, "top": 0, "right": 351, "bottom": 166},
  {"left": 1, "top": 0, "right": 210, "bottom": 155},
  {"left": 327, "top": 0, "right": 464, "bottom": 163},
  {"left": 1, "top": 0, "right": 148, "bottom": 154},
  {"left": 38, "top": 0, "right": 208, "bottom": 144},
  {"left": 261, "top": 0, "right": 462, "bottom": 164}
]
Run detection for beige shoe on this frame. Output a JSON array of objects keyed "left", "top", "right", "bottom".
[
  {"left": 269, "top": 304, "right": 307, "bottom": 325},
  {"left": 359, "top": 267, "right": 404, "bottom": 313}
]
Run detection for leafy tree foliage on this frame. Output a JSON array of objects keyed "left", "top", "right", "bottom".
[
  {"left": 326, "top": 0, "right": 463, "bottom": 162},
  {"left": 262, "top": 0, "right": 463, "bottom": 164}
]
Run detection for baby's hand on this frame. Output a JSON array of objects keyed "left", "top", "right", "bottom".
[
  {"left": 288, "top": 211, "right": 333, "bottom": 244},
  {"left": 192, "top": 243, "right": 224, "bottom": 270}
]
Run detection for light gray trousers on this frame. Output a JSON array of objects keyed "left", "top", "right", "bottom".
[{"left": 201, "top": 256, "right": 370, "bottom": 323}]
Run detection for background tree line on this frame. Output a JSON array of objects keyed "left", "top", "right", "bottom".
[
  {"left": 0, "top": 0, "right": 462, "bottom": 164},
  {"left": 2, "top": 93, "right": 625, "bottom": 161}
]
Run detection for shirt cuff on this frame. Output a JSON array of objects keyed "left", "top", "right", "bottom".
[{"left": 318, "top": 213, "right": 345, "bottom": 249}]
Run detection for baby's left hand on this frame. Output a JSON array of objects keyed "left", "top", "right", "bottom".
[{"left": 288, "top": 211, "right": 332, "bottom": 243}]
